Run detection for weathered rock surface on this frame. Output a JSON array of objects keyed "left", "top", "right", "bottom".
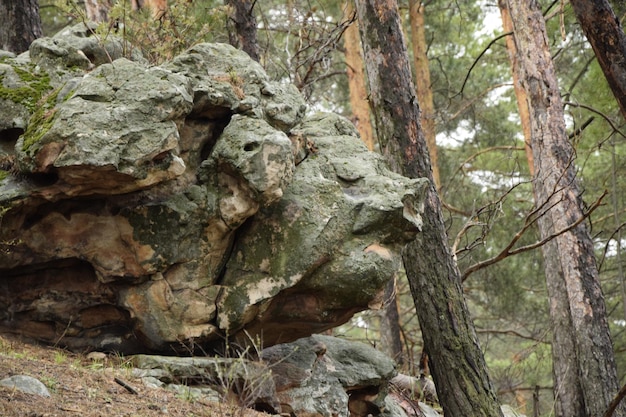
[
  {"left": 262, "top": 334, "right": 398, "bottom": 417},
  {"left": 0, "top": 24, "right": 427, "bottom": 354},
  {"left": 132, "top": 335, "right": 434, "bottom": 417},
  {"left": 0, "top": 375, "right": 51, "bottom": 397}
]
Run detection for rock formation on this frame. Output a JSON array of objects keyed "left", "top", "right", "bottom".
[
  {"left": 133, "top": 334, "right": 442, "bottom": 417},
  {"left": 0, "top": 23, "right": 427, "bottom": 354}
]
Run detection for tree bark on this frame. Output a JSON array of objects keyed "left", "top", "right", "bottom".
[
  {"left": 378, "top": 276, "right": 405, "bottom": 365},
  {"left": 84, "top": 0, "right": 112, "bottom": 23},
  {"left": 355, "top": 1, "right": 503, "bottom": 416},
  {"left": 505, "top": 1, "right": 624, "bottom": 416},
  {"left": 570, "top": 0, "right": 626, "bottom": 120},
  {"left": 0, "top": 0, "right": 43, "bottom": 54},
  {"left": 408, "top": 0, "right": 440, "bottom": 188},
  {"left": 226, "top": 0, "right": 260, "bottom": 62},
  {"left": 498, "top": 1, "right": 534, "bottom": 175},
  {"left": 343, "top": 1, "right": 375, "bottom": 151}
]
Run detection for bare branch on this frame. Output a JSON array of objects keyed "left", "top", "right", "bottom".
[
  {"left": 462, "top": 190, "right": 608, "bottom": 281},
  {"left": 604, "top": 382, "right": 626, "bottom": 417},
  {"left": 456, "top": 32, "right": 512, "bottom": 98},
  {"left": 476, "top": 328, "right": 550, "bottom": 344},
  {"left": 446, "top": 145, "right": 526, "bottom": 188},
  {"left": 564, "top": 101, "right": 626, "bottom": 140}
]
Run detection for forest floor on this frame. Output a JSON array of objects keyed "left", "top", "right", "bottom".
[{"left": 0, "top": 333, "right": 272, "bottom": 417}]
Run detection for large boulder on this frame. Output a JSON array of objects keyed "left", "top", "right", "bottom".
[{"left": 0, "top": 24, "right": 427, "bottom": 354}]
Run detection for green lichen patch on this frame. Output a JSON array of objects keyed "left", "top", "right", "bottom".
[
  {"left": 0, "top": 170, "right": 8, "bottom": 181},
  {"left": 21, "top": 89, "right": 60, "bottom": 153},
  {"left": 0, "top": 62, "right": 52, "bottom": 113}
]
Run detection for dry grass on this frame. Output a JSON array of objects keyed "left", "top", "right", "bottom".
[{"left": 0, "top": 333, "right": 274, "bottom": 417}]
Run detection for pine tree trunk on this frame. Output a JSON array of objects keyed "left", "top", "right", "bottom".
[
  {"left": 378, "top": 276, "right": 405, "bottom": 365},
  {"left": 570, "top": 0, "right": 626, "bottom": 120},
  {"left": 343, "top": 1, "right": 375, "bottom": 151},
  {"left": 407, "top": 0, "right": 440, "bottom": 188},
  {"left": 84, "top": 0, "right": 112, "bottom": 23},
  {"left": 498, "top": 1, "right": 534, "bottom": 175},
  {"left": 505, "top": 1, "right": 624, "bottom": 416},
  {"left": 354, "top": 1, "right": 503, "bottom": 416},
  {"left": 0, "top": 0, "right": 42, "bottom": 54},
  {"left": 226, "top": 0, "right": 260, "bottom": 62}
]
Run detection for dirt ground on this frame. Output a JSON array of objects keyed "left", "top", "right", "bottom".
[{"left": 0, "top": 333, "right": 274, "bottom": 417}]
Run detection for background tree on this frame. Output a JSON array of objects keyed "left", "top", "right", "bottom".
[
  {"left": 343, "top": 1, "right": 375, "bottom": 151},
  {"left": 408, "top": 0, "right": 440, "bottom": 189},
  {"left": 0, "top": 0, "right": 43, "bottom": 54},
  {"left": 570, "top": 0, "right": 626, "bottom": 120},
  {"left": 504, "top": 0, "right": 624, "bottom": 416},
  {"left": 84, "top": 0, "right": 111, "bottom": 22},
  {"left": 355, "top": 1, "right": 503, "bottom": 416},
  {"left": 225, "top": 0, "right": 260, "bottom": 62}
]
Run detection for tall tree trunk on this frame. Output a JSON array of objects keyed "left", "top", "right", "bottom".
[
  {"left": 344, "top": 1, "right": 400, "bottom": 363},
  {"left": 498, "top": 1, "right": 534, "bottom": 175},
  {"left": 343, "top": 1, "right": 375, "bottom": 151},
  {"left": 505, "top": 1, "right": 624, "bottom": 417},
  {"left": 570, "top": 0, "right": 626, "bottom": 120},
  {"left": 407, "top": 0, "right": 440, "bottom": 188},
  {"left": 225, "top": 0, "right": 260, "bottom": 62},
  {"left": 0, "top": 0, "right": 43, "bottom": 54},
  {"left": 354, "top": 1, "right": 503, "bottom": 416}
]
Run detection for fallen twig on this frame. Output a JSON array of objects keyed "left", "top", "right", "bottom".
[{"left": 114, "top": 377, "right": 138, "bottom": 395}]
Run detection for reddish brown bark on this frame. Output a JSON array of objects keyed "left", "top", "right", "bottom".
[
  {"left": 343, "top": 1, "right": 375, "bottom": 151},
  {"left": 498, "top": 1, "right": 534, "bottom": 175},
  {"left": 505, "top": 1, "right": 624, "bottom": 416},
  {"left": 408, "top": 0, "right": 440, "bottom": 188},
  {"left": 84, "top": 0, "right": 112, "bottom": 23}
]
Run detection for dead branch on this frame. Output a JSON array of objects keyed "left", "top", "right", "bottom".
[
  {"left": 446, "top": 145, "right": 526, "bottom": 188},
  {"left": 564, "top": 101, "right": 626, "bottom": 140},
  {"left": 462, "top": 190, "right": 607, "bottom": 281},
  {"left": 447, "top": 82, "right": 512, "bottom": 122},
  {"left": 114, "top": 377, "right": 139, "bottom": 395},
  {"left": 475, "top": 329, "right": 550, "bottom": 344},
  {"left": 456, "top": 32, "right": 512, "bottom": 98},
  {"left": 452, "top": 181, "right": 526, "bottom": 257},
  {"left": 603, "top": 381, "right": 626, "bottom": 417}
]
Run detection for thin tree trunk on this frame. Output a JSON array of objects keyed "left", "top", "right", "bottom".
[
  {"left": 570, "top": 0, "right": 626, "bottom": 120},
  {"left": 84, "top": 0, "right": 112, "bottom": 23},
  {"left": 226, "top": 0, "right": 260, "bottom": 62},
  {"left": 343, "top": 1, "right": 375, "bottom": 151},
  {"left": 0, "top": 0, "right": 43, "bottom": 54},
  {"left": 355, "top": 1, "right": 503, "bottom": 416},
  {"left": 498, "top": 1, "right": 534, "bottom": 175},
  {"left": 407, "top": 0, "right": 440, "bottom": 188},
  {"left": 378, "top": 276, "right": 404, "bottom": 365},
  {"left": 505, "top": 1, "right": 624, "bottom": 416},
  {"left": 132, "top": 0, "right": 167, "bottom": 19}
]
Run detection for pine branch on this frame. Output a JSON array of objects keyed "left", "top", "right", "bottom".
[{"left": 462, "top": 190, "right": 607, "bottom": 281}]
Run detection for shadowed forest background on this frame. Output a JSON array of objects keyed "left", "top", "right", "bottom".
[{"left": 4, "top": 0, "right": 626, "bottom": 416}]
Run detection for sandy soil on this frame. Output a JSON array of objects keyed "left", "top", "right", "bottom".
[{"left": 0, "top": 333, "right": 273, "bottom": 417}]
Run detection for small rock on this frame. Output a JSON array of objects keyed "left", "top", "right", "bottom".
[
  {"left": 0, "top": 375, "right": 51, "bottom": 397},
  {"left": 141, "top": 376, "right": 165, "bottom": 389},
  {"left": 86, "top": 351, "right": 107, "bottom": 361}
]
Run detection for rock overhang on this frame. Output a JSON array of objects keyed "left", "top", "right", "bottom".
[{"left": 0, "top": 23, "right": 428, "bottom": 354}]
